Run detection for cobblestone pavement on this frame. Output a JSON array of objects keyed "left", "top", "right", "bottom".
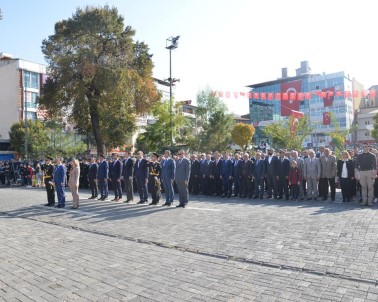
[{"left": 1, "top": 186, "right": 378, "bottom": 301}]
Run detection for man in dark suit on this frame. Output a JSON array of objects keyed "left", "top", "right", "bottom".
[
  {"left": 212, "top": 152, "right": 222, "bottom": 197},
  {"left": 189, "top": 154, "right": 200, "bottom": 195},
  {"left": 161, "top": 150, "right": 176, "bottom": 206},
  {"left": 221, "top": 152, "right": 233, "bottom": 197},
  {"left": 233, "top": 153, "right": 243, "bottom": 197},
  {"left": 276, "top": 149, "right": 290, "bottom": 200},
  {"left": 203, "top": 154, "right": 215, "bottom": 196},
  {"left": 97, "top": 154, "right": 109, "bottom": 201},
  {"left": 265, "top": 148, "right": 279, "bottom": 199},
  {"left": 175, "top": 150, "right": 191, "bottom": 208},
  {"left": 111, "top": 153, "right": 123, "bottom": 202},
  {"left": 88, "top": 157, "right": 98, "bottom": 199},
  {"left": 122, "top": 150, "right": 134, "bottom": 203},
  {"left": 134, "top": 151, "right": 149, "bottom": 204},
  {"left": 253, "top": 152, "right": 265, "bottom": 199},
  {"left": 54, "top": 157, "right": 67, "bottom": 208}
]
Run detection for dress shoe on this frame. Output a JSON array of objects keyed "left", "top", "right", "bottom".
[
  {"left": 124, "top": 199, "right": 133, "bottom": 203},
  {"left": 307, "top": 197, "right": 312, "bottom": 201},
  {"left": 176, "top": 204, "right": 185, "bottom": 208},
  {"left": 44, "top": 203, "right": 50, "bottom": 206},
  {"left": 162, "top": 203, "right": 171, "bottom": 206},
  {"left": 97, "top": 197, "right": 104, "bottom": 201},
  {"left": 149, "top": 202, "right": 157, "bottom": 205},
  {"left": 71, "top": 206, "right": 79, "bottom": 209},
  {"left": 111, "top": 198, "right": 118, "bottom": 201},
  {"left": 56, "top": 204, "right": 65, "bottom": 208},
  {"left": 88, "top": 196, "right": 94, "bottom": 199},
  {"left": 104, "top": 198, "right": 109, "bottom": 201}
]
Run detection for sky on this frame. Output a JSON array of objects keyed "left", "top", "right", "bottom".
[{"left": 1, "top": 0, "right": 377, "bottom": 115}]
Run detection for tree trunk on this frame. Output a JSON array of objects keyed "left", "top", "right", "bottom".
[{"left": 87, "top": 94, "right": 105, "bottom": 156}]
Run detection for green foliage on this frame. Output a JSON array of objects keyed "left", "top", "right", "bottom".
[
  {"left": 199, "top": 111, "right": 235, "bottom": 152},
  {"left": 185, "top": 88, "right": 233, "bottom": 152},
  {"left": 231, "top": 123, "right": 255, "bottom": 150},
  {"left": 135, "top": 101, "right": 186, "bottom": 153},
  {"left": 371, "top": 113, "right": 378, "bottom": 142},
  {"left": 45, "top": 121, "right": 87, "bottom": 158},
  {"left": 40, "top": 5, "right": 160, "bottom": 155},
  {"left": 9, "top": 120, "right": 50, "bottom": 159},
  {"left": 263, "top": 116, "right": 312, "bottom": 150}
]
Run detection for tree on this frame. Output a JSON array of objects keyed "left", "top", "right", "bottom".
[
  {"left": 40, "top": 5, "right": 160, "bottom": 156},
  {"left": 199, "top": 111, "right": 235, "bottom": 152},
  {"left": 196, "top": 87, "right": 228, "bottom": 123},
  {"left": 263, "top": 116, "right": 312, "bottom": 150},
  {"left": 135, "top": 101, "right": 186, "bottom": 153},
  {"left": 9, "top": 120, "right": 50, "bottom": 158},
  {"left": 372, "top": 113, "right": 378, "bottom": 142},
  {"left": 231, "top": 123, "right": 255, "bottom": 150},
  {"left": 186, "top": 88, "right": 233, "bottom": 151}
]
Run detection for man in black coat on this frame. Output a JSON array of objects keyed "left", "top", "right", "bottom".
[
  {"left": 111, "top": 153, "right": 123, "bottom": 202},
  {"left": 265, "top": 148, "right": 279, "bottom": 199},
  {"left": 276, "top": 149, "right": 290, "bottom": 200},
  {"left": 134, "top": 151, "right": 149, "bottom": 204},
  {"left": 122, "top": 150, "right": 134, "bottom": 202},
  {"left": 189, "top": 154, "right": 200, "bottom": 195},
  {"left": 88, "top": 157, "right": 98, "bottom": 199}
]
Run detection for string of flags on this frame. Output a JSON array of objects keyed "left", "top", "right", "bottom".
[{"left": 212, "top": 89, "right": 377, "bottom": 100}]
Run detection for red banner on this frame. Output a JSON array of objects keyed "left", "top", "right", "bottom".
[
  {"left": 280, "top": 80, "right": 302, "bottom": 116},
  {"left": 322, "top": 87, "right": 335, "bottom": 107},
  {"left": 323, "top": 112, "right": 331, "bottom": 125}
]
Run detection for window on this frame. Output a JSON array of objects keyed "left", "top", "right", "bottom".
[
  {"left": 23, "top": 71, "right": 39, "bottom": 89},
  {"left": 25, "top": 111, "right": 37, "bottom": 120},
  {"left": 25, "top": 91, "right": 38, "bottom": 108},
  {"left": 365, "top": 120, "right": 370, "bottom": 125}
]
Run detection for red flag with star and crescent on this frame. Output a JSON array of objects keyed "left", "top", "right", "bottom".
[
  {"left": 323, "top": 112, "right": 331, "bottom": 125},
  {"left": 280, "top": 80, "right": 302, "bottom": 116},
  {"left": 322, "top": 87, "right": 335, "bottom": 107}
]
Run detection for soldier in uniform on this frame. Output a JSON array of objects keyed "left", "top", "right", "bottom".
[
  {"left": 43, "top": 156, "right": 55, "bottom": 206},
  {"left": 148, "top": 153, "right": 162, "bottom": 205}
]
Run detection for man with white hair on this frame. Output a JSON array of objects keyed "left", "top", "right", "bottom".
[{"left": 303, "top": 150, "right": 321, "bottom": 201}]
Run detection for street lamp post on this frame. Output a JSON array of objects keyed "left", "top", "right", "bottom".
[
  {"left": 166, "top": 36, "right": 180, "bottom": 147},
  {"left": 24, "top": 86, "right": 28, "bottom": 160}
]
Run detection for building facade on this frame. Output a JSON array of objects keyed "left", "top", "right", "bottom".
[
  {"left": 0, "top": 53, "right": 47, "bottom": 141},
  {"left": 248, "top": 61, "right": 354, "bottom": 148}
]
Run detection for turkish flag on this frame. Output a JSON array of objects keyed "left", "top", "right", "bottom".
[
  {"left": 336, "top": 90, "right": 343, "bottom": 97},
  {"left": 218, "top": 91, "right": 224, "bottom": 97},
  {"left": 275, "top": 93, "right": 281, "bottom": 100},
  {"left": 240, "top": 92, "right": 246, "bottom": 97},
  {"left": 297, "top": 92, "right": 303, "bottom": 100},
  {"left": 248, "top": 92, "right": 252, "bottom": 99},
  {"left": 233, "top": 92, "right": 238, "bottom": 98},
  {"left": 361, "top": 90, "right": 366, "bottom": 98},
  {"left": 322, "top": 87, "right": 335, "bottom": 107},
  {"left": 323, "top": 112, "right": 331, "bottom": 125},
  {"left": 268, "top": 93, "right": 273, "bottom": 100},
  {"left": 280, "top": 80, "right": 302, "bottom": 116},
  {"left": 225, "top": 91, "right": 230, "bottom": 98},
  {"left": 370, "top": 90, "right": 376, "bottom": 99},
  {"left": 260, "top": 93, "right": 266, "bottom": 100},
  {"left": 305, "top": 92, "right": 311, "bottom": 100},
  {"left": 253, "top": 92, "right": 259, "bottom": 99}
]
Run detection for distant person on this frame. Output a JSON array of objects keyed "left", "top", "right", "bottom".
[
  {"left": 97, "top": 154, "right": 109, "bottom": 201},
  {"left": 122, "top": 151, "right": 134, "bottom": 203},
  {"left": 43, "top": 156, "right": 55, "bottom": 207},
  {"left": 68, "top": 159, "right": 80, "bottom": 209},
  {"left": 356, "top": 144, "right": 377, "bottom": 207},
  {"left": 88, "top": 157, "right": 98, "bottom": 199},
  {"left": 54, "top": 157, "right": 67, "bottom": 208},
  {"left": 134, "top": 151, "right": 149, "bottom": 204},
  {"left": 161, "top": 150, "right": 176, "bottom": 206},
  {"left": 175, "top": 150, "right": 191, "bottom": 208},
  {"left": 336, "top": 151, "right": 355, "bottom": 202}
]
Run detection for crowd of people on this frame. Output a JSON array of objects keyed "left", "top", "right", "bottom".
[{"left": 1, "top": 143, "right": 377, "bottom": 208}]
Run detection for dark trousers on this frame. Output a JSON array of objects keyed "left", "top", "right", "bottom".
[
  {"left": 176, "top": 180, "right": 189, "bottom": 205},
  {"left": 320, "top": 177, "right": 336, "bottom": 199},
  {"left": 123, "top": 177, "right": 134, "bottom": 201},
  {"left": 266, "top": 173, "right": 278, "bottom": 198},
  {"left": 189, "top": 176, "right": 200, "bottom": 195},
  {"left": 213, "top": 176, "right": 222, "bottom": 196},
  {"left": 45, "top": 182, "right": 55, "bottom": 205},
  {"left": 114, "top": 179, "right": 122, "bottom": 199},
  {"left": 277, "top": 177, "right": 289, "bottom": 199},
  {"left": 89, "top": 177, "right": 98, "bottom": 197},
  {"left": 136, "top": 177, "right": 148, "bottom": 201},
  {"left": 290, "top": 184, "right": 299, "bottom": 200},
  {"left": 235, "top": 177, "right": 243, "bottom": 196},
  {"left": 162, "top": 178, "right": 174, "bottom": 203},
  {"left": 55, "top": 183, "right": 65, "bottom": 206},
  {"left": 340, "top": 178, "right": 351, "bottom": 202},
  {"left": 204, "top": 176, "right": 214, "bottom": 196},
  {"left": 254, "top": 176, "right": 264, "bottom": 198},
  {"left": 98, "top": 178, "right": 108, "bottom": 199},
  {"left": 148, "top": 178, "right": 161, "bottom": 203}
]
